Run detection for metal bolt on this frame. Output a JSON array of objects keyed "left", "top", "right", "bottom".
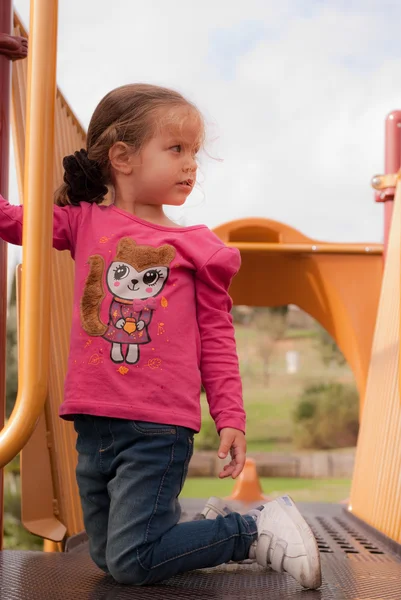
[{"left": 312, "top": 245, "right": 317, "bottom": 251}]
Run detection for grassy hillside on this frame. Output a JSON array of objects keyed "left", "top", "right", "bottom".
[{"left": 198, "top": 325, "right": 356, "bottom": 453}]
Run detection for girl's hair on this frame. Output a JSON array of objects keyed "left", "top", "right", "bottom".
[{"left": 55, "top": 83, "right": 204, "bottom": 206}]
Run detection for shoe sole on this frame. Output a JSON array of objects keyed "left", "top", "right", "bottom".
[{"left": 275, "top": 496, "right": 322, "bottom": 589}]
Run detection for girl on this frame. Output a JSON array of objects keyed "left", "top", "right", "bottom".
[{"left": 0, "top": 84, "right": 321, "bottom": 589}]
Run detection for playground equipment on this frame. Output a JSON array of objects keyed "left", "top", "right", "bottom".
[{"left": 0, "top": 1, "right": 401, "bottom": 597}]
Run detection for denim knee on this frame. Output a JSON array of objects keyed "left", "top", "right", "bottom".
[
  {"left": 106, "top": 546, "right": 149, "bottom": 585},
  {"left": 88, "top": 546, "right": 109, "bottom": 575}
]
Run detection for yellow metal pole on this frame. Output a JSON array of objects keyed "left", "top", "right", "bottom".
[
  {"left": 0, "top": 0, "right": 58, "bottom": 467},
  {"left": 228, "top": 242, "right": 382, "bottom": 255},
  {"left": 0, "top": 0, "right": 14, "bottom": 553}
]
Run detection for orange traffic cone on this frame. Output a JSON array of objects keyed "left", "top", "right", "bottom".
[{"left": 225, "top": 458, "right": 270, "bottom": 504}]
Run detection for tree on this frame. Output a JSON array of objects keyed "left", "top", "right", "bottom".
[
  {"left": 251, "top": 306, "right": 288, "bottom": 383},
  {"left": 316, "top": 324, "right": 346, "bottom": 367}
]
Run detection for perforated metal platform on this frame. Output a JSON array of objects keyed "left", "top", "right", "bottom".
[{"left": 1, "top": 502, "right": 401, "bottom": 599}]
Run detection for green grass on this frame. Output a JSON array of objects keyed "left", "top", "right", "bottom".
[
  {"left": 284, "top": 328, "right": 318, "bottom": 339},
  {"left": 182, "top": 477, "right": 351, "bottom": 503},
  {"left": 245, "top": 439, "right": 293, "bottom": 453}
]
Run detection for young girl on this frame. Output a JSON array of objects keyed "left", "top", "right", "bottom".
[{"left": 0, "top": 84, "right": 321, "bottom": 589}]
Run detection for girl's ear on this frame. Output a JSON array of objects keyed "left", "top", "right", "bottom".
[
  {"left": 109, "top": 142, "right": 134, "bottom": 175},
  {"left": 158, "top": 244, "right": 176, "bottom": 266}
]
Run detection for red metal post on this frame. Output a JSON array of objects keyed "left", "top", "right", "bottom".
[
  {"left": 375, "top": 111, "right": 401, "bottom": 257},
  {"left": 0, "top": 0, "right": 13, "bottom": 552}
]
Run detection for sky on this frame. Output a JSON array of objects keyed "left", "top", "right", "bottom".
[{"left": 7, "top": 0, "right": 401, "bottom": 281}]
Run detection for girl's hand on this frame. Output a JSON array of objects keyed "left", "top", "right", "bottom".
[
  {"left": 217, "top": 428, "right": 246, "bottom": 479},
  {"left": 0, "top": 34, "right": 28, "bottom": 60}
]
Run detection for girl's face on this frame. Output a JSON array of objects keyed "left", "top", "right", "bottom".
[{"left": 130, "top": 108, "right": 202, "bottom": 206}]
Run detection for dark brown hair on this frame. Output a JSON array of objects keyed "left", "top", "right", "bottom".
[{"left": 55, "top": 83, "right": 204, "bottom": 206}]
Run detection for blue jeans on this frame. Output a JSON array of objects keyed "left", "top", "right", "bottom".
[{"left": 73, "top": 415, "right": 258, "bottom": 585}]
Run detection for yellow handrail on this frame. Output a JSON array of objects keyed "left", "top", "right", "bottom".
[
  {"left": 0, "top": 0, "right": 58, "bottom": 467},
  {"left": 228, "top": 242, "right": 383, "bottom": 255}
]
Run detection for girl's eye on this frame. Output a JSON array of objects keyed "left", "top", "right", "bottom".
[
  {"left": 171, "top": 145, "right": 181, "bottom": 153},
  {"left": 113, "top": 264, "right": 130, "bottom": 280}
]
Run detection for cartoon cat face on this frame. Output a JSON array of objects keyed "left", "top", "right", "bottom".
[{"left": 106, "top": 261, "right": 169, "bottom": 300}]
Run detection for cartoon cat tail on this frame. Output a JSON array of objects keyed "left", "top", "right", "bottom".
[{"left": 80, "top": 255, "right": 108, "bottom": 336}]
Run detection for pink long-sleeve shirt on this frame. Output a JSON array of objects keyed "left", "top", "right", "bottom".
[{"left": 0, "top": 196, "right": 245, "bottom": 433}]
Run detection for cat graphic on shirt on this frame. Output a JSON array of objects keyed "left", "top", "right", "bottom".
[{"left": 80, "top": 236, "right": 176, "bottom": 364}]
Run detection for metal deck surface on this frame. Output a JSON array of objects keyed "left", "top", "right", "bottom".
[{"left": 1, "top": 502, "right": 401, "bottom": 599}]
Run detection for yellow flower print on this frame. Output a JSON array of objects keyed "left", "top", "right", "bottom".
[{"left": 147, "top": 358, "right": 162, "bottom": 369}]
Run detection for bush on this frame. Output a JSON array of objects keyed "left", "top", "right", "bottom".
[
  {"left": 293, "top": 382, "right": 359, "bottom": 449},
  {"left": 3, "top": 514, "right": 43, "bottom": 550},
  {"left": 196, "top": 418, "right": 219, "bottom": 451}
]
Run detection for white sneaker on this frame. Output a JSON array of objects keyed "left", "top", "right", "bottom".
[
  {"left": 247, "top": 495, "right": 322, "bottom": 590},
  {"left": 194, "top": 497, "right": 255, "bottom": 564},
  {"left": 193, "top": 496, "right": 233, "bottom": 520}
]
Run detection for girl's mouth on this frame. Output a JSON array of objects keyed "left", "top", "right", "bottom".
[{"left": 177, "top": 179, "right": 193, "bottom": 188}]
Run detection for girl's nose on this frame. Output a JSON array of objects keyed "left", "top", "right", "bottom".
[{"left": 184, "top": 157, "right": 197, "bottom": 173}]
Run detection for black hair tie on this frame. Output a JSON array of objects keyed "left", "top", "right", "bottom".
[{"left": 63, "top": 149, "right": 108, "bottom": 205}]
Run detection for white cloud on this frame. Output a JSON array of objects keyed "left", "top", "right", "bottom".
[{"left": 11, "top": 0, "right": 401, "bottom": 244}]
